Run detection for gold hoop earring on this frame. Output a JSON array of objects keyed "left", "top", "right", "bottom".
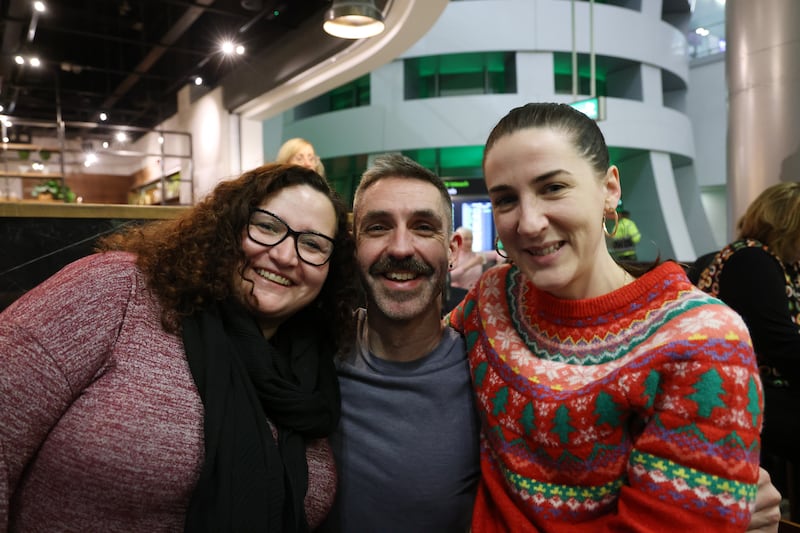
[
  {"left": 603, "top": 210, "right": 619, "bottom": 237},
  {"left": 494, "top": 236, "right": 508, "bottom": 259}
]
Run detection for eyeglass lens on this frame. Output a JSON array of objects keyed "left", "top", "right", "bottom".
[{"left": 248, "top": 210, "right": 334, "bottom": 266}]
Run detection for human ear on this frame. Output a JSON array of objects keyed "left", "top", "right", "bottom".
[
  {"left": 603, "top": 165, "right": 622, "bottom": 211},
  {"left": 448, "top": 231, "right": 463, "bottom": 269}
]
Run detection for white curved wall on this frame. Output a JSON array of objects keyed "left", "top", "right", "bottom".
[{"left": 276, "top": 0, "right": 715, "bottom": 261}]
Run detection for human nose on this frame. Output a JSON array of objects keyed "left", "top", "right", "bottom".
[
  {"left": 386, "top": 227, "right": 415, "bottom": 258},
  {"left": 269, "top": 234, "right": 300, "bottom": 266},
  {"left": 516, "top": 199, "right": 548, "bottom": 236}
]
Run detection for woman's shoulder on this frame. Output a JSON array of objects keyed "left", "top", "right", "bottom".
[
  {"left": 6, "top": 252, "right": 144, "bottom": 318},
  {"left": 722, "top": 240, "right": 780, "bottom": 266}
]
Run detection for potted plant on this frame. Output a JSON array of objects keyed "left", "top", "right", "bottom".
[{"left": 31, "top": 179, "right": 77, "bottom": 202}]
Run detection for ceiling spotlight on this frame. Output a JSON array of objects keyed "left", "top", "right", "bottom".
[
  {"left": 99, "top": 112, "right": 108, "bottom": 121},
  {"left": 0, "top": 105, "right": 3, "bottom": 112},
  {"left": 14, "top": 56, "right": 24, "bottom": 65},
  {"left": 194, "top": 76, "right": 203, "bottom": 86},
  {"left": 102, "top": 141, "right": 109, "bottom": 149},
  {"left": 235, "top": 44, "right": 245, "bottom": 55},
  {"left": 29, "top": 57, "right": 41, "bottom": 67},
  {"left": 115, "top": 132, "right": 127, "bottom": 143},
  {"left": 221, "top": 41, "right": 235, "bottom": 54},
  {"left": 323, "top": 0, "right": 385, "bottom": 39},
  {"left": 33, "top": 1, "right": 46, "bottom": 12},
  {"left": 2, "top": 137, "right": 8, "bottom": 143}
]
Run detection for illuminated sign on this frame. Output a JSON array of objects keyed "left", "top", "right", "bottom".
[
  {"left": 570, "top": 96, "right": 606, "bottom": 121},
  {"left": 444, "top": 179, "right": 487, "bottom": 196}
]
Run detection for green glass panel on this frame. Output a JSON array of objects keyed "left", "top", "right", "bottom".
[
  {"left": 440, "top": 145, "right": 484, "bottom": 169},
  {"left": 405, "top": 52, "right": 515, "bottom": 100}
]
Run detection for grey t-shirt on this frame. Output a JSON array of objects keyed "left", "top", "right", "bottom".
[{"left": 324, "top": 309, "right": 480, "bottom": 532}]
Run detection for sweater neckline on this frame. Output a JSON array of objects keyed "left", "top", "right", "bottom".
[{"left": 509, "top": 261, "right": 687, "bottom": 320}]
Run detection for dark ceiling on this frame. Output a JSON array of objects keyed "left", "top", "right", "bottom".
[{"left": 0, "top": 0, "right": 339, "bottom": 140}]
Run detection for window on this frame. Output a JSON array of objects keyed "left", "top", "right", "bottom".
[
  {"left": 293, "top": 75, "right": 371, "bottom": 120},
  {"left": 405, "top": 52, "right": 516, "bottom": 100}
]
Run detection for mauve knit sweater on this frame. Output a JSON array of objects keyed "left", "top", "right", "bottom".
[{"left": 0, "top": 251, "right": 336, "bottom": 532}]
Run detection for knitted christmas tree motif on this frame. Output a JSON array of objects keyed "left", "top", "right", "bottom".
[{"left": 451, "top": 262, "right": 763, "bottom": 528}]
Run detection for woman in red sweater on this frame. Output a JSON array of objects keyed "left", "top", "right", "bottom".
[
  {"left": 449, "top": 103, "right": 763, "bottom": 532},
  {"left": 0, "top": 164, "right": 358, "bottom": 531}
]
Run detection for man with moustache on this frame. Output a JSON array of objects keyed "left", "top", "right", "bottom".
[
  {"left": 320, "top": 153, "right": 480, "bottom": 533},
  {"left": 320, "top": 154, "right": 781, "bottom": 533}
]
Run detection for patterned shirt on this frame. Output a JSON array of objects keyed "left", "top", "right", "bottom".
[{"left": 448, "top": 261, "right": 762, "bottom": 532}]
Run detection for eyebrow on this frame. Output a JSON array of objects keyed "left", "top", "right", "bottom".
[
  {"left": 359, "top": 208, "right": 445, "bottom": 225},
  {"left": 487, "top": 169, "right": 564, "bottom": 194}
]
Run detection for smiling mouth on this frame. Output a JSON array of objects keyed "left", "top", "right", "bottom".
[
  {"left": 256, "top": 268, "right": 291, "bottom": 286},
  {"left": 384, "top": 271, "right": 419, "bottom": 281},
  {"left": 529, "top": 242, "right": 565, "bottom": 256}
]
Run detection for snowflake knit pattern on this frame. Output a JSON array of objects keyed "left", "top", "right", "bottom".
[{"left": 449, "top": 261, "right": 763, "bottom": 533}]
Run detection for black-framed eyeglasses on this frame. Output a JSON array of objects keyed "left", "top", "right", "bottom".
[{"left": 248, "top": 208, "right": 335, "bottom": 266}]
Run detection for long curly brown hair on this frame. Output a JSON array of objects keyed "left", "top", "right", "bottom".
[{"left": 96, "top": 163, "right": 358, "bottom": 350}]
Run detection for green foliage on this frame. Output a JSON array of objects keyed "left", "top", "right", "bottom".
[{"left": 31, "top": 179, "right": 77, "bottom": 202}]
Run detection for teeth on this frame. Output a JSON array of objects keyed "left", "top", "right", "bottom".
[
  {"left": 530, "top": 243, "right": 562, "bottom": 256},
  {"left": 256, "top": 269, "right": 291, "bottom": 286},
  {"left": 386, "top": 272, "right": 417, "bottom": 281}
]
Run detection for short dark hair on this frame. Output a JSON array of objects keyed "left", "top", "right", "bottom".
[
  {"left": 353, "top": 153, "right": 453, "bottom": 231},
  {"left": 484, "top": 102, "right": 610, "bottom": 177}
]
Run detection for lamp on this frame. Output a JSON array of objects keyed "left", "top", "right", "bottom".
[{"left": 323, "top": 0, "right": 385, "bottom": 39}]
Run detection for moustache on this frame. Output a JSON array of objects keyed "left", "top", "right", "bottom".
[{"left": 369, "top": 256, "right": 435, "bottom": 277}]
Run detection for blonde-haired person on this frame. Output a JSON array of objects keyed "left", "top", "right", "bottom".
[
  {"left": 698, "top": 181, "right": 800, "bottom": 493},
  {"left": 277, "top": 137, "right": 326, "bottom": 177}
]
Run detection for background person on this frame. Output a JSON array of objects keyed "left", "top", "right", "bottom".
[
  {"left": 697, "top": 181, "right": 800, "bottom": 518},
  {"left": 607, "top": 208, "right": 641, "bottom": 261},
  {"left": 0, "top": 164, "right": 357, "bottom": 531},
  {"left": 449, "top": 226, "right": 504, "bottom": 290},
  {"left": 276, "top": 137, "right": 326, "bottom": 177},
  {"left": 449, "top": 102, "right": 763, "bottom": 532}
]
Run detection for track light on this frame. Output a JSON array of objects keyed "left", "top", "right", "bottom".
[{"left": 323, "top": 0, "right": 385, "bottom": 39}]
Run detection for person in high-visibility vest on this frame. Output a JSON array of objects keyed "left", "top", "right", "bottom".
[{"left": 609, "top": 209, "right": 641, "bottom": 261}]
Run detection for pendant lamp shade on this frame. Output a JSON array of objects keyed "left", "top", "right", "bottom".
[{"left": 323, "top": 0, "right": 385, "bottom": 39}]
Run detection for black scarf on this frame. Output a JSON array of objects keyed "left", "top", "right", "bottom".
[{"left": 182, "top": 298, "right": 340, "bottom": 532}]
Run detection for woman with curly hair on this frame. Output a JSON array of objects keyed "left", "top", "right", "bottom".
[{"left": 0, "top": 164, "right": 358, "bottom": 532}]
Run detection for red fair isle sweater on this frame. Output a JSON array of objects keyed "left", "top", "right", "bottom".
[
  {"left": 0, "top": 252, "right": 336, "bottom": 532},
  {"left": 448, "top": 262, "right": 763, "bottom": 533}
]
